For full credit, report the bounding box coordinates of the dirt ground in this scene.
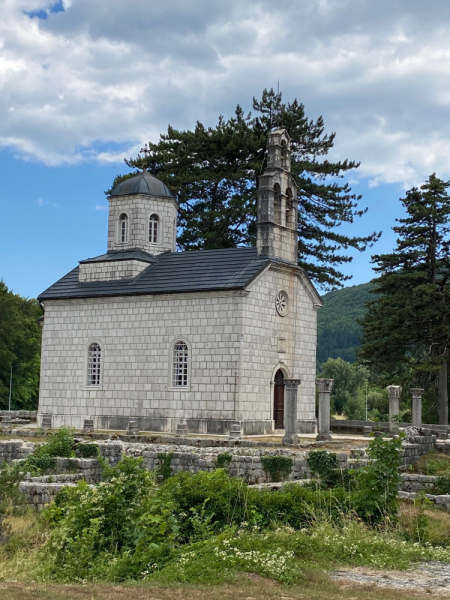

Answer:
[0,577,445,600]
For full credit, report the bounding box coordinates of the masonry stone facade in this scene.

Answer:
[38,129,322,435]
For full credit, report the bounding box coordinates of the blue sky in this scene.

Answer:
[1,0,448,298]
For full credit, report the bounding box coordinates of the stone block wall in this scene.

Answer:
[0,439,34,464]
[108,194,177,255]
[79,259,149,283]
[0,411,37,422]
[240,264,319,433]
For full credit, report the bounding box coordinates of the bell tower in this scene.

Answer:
[256,129,298,264]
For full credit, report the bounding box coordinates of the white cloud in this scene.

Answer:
[95,204,108,210]
[2,0,450,187]
[36,196,60,207]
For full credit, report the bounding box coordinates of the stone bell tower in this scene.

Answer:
[256,129,298,264]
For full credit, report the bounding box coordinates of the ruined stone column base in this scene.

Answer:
[41,414,52,431]
[282,433,299,445]
[127,419,139,435]
[82,418,94,434]
[316,432,332,441]
[176,421,188,437]
[229,422,242,440]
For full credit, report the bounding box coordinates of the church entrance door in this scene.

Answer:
[273,370,285,429]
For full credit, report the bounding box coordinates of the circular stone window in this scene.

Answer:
[275,290,289,317]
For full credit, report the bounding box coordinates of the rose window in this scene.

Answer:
[275,290,288,316]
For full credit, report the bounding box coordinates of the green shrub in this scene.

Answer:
[34,427,76,459]
[307,451,355,490]
[157,469,353,542]
[435,475,450,495]
[216,453,232,469]
[21,456,57,476]
[75,443,99,458]
[41,456,177,581]
[355,433,403,522]
[157,452,173,482]
[260,456,292,482]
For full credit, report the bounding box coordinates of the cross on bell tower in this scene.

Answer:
[256,129,298,264]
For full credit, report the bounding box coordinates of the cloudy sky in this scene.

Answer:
[1,0,450,297]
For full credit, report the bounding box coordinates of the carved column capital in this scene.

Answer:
[284,378,301,390]
[386,385,402,398]
[410,388,425,399]
[316,378,334,393]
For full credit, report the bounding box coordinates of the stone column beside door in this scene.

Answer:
[386,385,402,432]
[410,388,424,427]
[316,378,334,441]
[282,379,301,445]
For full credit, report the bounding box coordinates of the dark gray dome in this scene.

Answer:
[109,171,173,198]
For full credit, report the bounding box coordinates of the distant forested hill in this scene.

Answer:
[316,282,375,368]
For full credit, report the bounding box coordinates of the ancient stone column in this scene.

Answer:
[283,379,301,445]
[229,421,243,440]
[316,378,334,441]
[386,385,402,432]
[127,419,139,435]
[176,419,188,437]
[410,388,424,427]
[82,418,94,434]
[41,413,52,431]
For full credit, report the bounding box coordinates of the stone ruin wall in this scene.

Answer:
[0,429,437,510]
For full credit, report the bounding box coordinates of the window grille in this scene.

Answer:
[172,341,189,387]
[87,342,102,386]
[149,214,159,243]
[119,213,128,243]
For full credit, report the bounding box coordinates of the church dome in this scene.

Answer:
[109,171,173,198]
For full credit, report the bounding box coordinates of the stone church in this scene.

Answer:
[37,129,322,435]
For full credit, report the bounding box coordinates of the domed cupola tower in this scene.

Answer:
[107,170,178,255]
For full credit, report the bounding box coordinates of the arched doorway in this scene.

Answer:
[273,369,285,429]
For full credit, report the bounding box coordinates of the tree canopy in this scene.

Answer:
[0,281,41,410]
[108,89,380,289]
[359,173,450,424]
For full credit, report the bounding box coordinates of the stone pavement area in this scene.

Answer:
[332,562,450,595]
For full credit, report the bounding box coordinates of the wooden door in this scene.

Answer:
[273,370,285,429]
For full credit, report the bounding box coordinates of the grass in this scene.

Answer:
[0,574,447,600]
[411,451,450,476]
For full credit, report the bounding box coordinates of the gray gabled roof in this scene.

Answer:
[79,249,157,265]
[38,247,270,301]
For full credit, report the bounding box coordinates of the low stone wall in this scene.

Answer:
[401,430,436,468]
[399,490,450,509]
[331,419,449,439]
[0,410,37,422]
[0,439,34,464]
[401,474,438,493]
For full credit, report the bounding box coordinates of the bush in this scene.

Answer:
[75,443,99,458]
[157,469,354,542]
[355,433,403,522]
[34,427,76,459]
[40,456,177,581]
[260,456,292,482]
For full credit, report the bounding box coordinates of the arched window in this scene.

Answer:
[285,187,295,227]
[118,213,128,243]
[281,139,288,169]
[172,340,189,387]
[149,213,159,243]
[87,342,102,386]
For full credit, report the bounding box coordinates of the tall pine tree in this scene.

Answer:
[108,89,380,289]
[359,174,450,424]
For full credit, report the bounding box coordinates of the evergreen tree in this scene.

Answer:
[108,89,380,289]
[359,174,450,424]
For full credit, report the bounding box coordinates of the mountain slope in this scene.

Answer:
[317,282,375,368]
